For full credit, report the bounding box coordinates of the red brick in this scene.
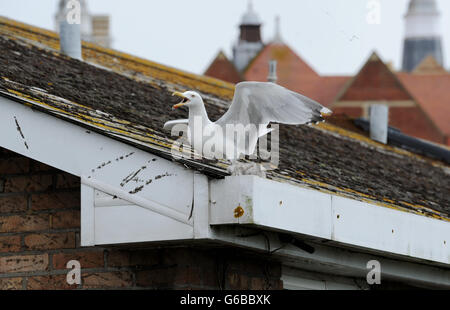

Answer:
[0,235,21,253]
[24,232,76,251]
[31,161,56,172]
[0,195,28,213]
[107,250,131,267]
[136,268,175,287]
[249,277,283,290]
[31,191,79,211]
[56,174,79,189]
[272,279,283,290]
[0,214,49,233]
[174,267,206,286]
[0,254,48,273]
[129,249,160,266]
[0,147,15,156]
[227,273,250,290]
[135,266,203,288]
[4,175,53,193]
[202,268,219,288]
[53,251,104,270]
[249,277,266,290]
[0,157,29,174]
[51,210,80,229]
[82,271,133,289]
[27,274,76,290]
[0,277,23,290]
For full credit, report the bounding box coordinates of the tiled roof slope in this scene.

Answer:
[244,43,321,100]
[337,53,413,102]
[398,73,450,139]
[312,76,350,106]
[412,55,447,75]
[0,17,449,221]
[204,51,242,84]
[241,42,350,107]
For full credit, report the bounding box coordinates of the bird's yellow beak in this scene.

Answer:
[172,91,189,109]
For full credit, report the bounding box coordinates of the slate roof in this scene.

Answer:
[0,17,449,221]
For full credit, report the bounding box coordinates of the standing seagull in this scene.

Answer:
[164,81,332,161]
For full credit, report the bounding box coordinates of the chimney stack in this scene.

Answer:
[57,0,83,60]
[59,20,82,60]
[370,104,389,144]
[267,60,278,83]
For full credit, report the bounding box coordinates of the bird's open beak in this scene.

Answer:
[172,92,189,109]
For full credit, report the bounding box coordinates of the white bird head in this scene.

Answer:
[172,91,203,110]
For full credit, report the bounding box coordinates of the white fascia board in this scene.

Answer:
[0,95,195,245]
[210,176,450,266]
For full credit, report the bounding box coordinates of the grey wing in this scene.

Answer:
[216,82,332,129]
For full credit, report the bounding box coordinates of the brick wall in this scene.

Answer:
[0,147,282,290]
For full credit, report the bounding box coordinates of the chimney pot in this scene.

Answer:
[267,60,278,83]
[59,20,82,60]
[370,104,389,144]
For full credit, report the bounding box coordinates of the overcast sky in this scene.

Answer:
[1,0,449,76]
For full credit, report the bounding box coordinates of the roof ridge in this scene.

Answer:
[243,42,320,77]
[333,51,415,103]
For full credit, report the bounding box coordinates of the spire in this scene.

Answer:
[407,0,439,14]
[232,1,264,72]
[402,0,444,72]
[273,16,283,44]
[241,0,261,26]
[404,0,441,38]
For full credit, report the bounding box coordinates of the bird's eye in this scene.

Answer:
[191,95,195,98]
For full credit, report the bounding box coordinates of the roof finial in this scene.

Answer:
[267,60,278,83]
[240,0,261,26]
[248,0,254,13]
[273,16,283,44]
[407,0,439,15]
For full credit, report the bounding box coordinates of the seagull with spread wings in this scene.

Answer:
[164,81,332,161]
